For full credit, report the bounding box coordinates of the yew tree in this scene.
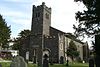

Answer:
[67,40,79,61]
[12,29,31,50]
[74,0,100,66]
[74,0,100,38]
[0,15,11,49]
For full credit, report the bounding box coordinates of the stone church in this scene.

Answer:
[20,2,89,63]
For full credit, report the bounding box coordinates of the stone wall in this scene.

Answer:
[31,2,51,36]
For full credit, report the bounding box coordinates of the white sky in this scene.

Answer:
[1,0,92,46]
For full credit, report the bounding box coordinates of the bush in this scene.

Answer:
[77,57,82,63]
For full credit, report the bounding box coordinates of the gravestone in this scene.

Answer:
[10,56,27,67]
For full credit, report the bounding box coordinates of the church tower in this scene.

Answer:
[30,2,51,67]
[31,2,51,36]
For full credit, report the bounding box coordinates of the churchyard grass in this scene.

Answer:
[50,63,89,67]
[0,62,89,67]
[0,62,10,67]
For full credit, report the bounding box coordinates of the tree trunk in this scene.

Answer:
[95,55,100,67]
[95,35,100,67]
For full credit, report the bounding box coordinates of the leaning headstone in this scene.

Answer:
[10,56,27,67]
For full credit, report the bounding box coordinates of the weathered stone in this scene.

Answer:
[10,56,27,67]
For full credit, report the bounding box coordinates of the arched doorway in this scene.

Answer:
[43,48,51,57]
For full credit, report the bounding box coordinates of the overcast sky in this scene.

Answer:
[0,0,85,38]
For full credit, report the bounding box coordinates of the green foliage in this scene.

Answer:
[18,30,31,39]
[12,30,31,50]
[66,40,79,60]
[11,38,20,50]
[69,40,77,51]
[73,0,100,38]
[74,0,100,66]
[0,14,11,49]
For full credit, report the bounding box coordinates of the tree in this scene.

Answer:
[0,15,11,49]
[11,38,21,50]
[12,29,31,50]
[74,0,100,66]
[74,0,100,38]
[18,29,31,39]
[66,40,79,61]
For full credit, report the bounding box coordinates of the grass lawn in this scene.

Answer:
[50,63,89,67]
[0,62,89,67]
[0,62,11,67]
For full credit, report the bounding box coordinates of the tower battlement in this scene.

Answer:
[33,2,51,14]
[31,2,51,36]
